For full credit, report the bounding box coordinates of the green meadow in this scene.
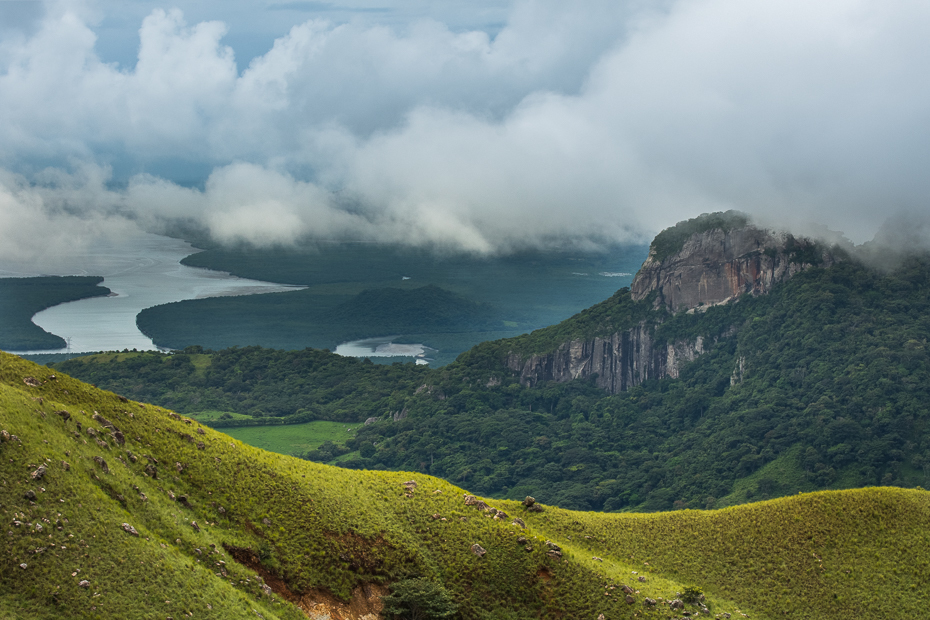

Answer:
[4,351,930,619]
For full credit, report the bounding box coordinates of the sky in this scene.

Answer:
[1,0,929,264]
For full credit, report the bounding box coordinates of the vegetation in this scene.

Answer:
[3,351,930,620]
[649,210,749,262]
[0,277,110,351]
[54,256,930,514]
[135,242,647,366]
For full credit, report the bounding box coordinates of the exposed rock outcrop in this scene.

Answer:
[506,328,705,394]
[506,215,841,394]
[631,223,837,311]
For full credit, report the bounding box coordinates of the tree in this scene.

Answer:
[381,578,458,620]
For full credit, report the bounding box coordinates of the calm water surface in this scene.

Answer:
[3,233,302,354]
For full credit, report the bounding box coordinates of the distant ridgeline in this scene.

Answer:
[54,212,930,514]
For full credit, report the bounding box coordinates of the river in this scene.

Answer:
[2,232,303,354]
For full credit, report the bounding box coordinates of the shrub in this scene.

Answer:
[382,578,458,620]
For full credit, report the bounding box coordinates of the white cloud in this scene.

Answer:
[1,0,929,256]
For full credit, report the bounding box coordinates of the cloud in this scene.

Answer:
[1,0,929,257]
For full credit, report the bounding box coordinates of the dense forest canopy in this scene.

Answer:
[55,254,930,512]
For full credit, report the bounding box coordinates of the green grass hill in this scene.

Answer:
[2,351,930,619]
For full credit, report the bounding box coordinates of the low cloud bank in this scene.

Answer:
[1,0,929,256]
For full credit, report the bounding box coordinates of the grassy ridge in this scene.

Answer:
[3,351,929,619]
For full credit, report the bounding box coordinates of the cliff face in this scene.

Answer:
[506,329,704,394]
[507,218,839,394]
[630,226,836,311]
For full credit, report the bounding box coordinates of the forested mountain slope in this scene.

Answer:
[3,351,930,620]
[50,214,930,513]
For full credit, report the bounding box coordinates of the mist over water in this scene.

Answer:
[3,232,302,354]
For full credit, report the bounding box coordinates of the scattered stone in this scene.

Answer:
[430,513,441,520]
[625,595,635,605]
[402,480,417,490]
[62,461,70,471]
[544,541,561,552]
[78,580,90,588]
[191,521,201,532]
[527,504,544,513]
[523,496,536,507]
[177,496,192,508]
[546,549,562,559]
[197,441,205,450]
[168,491,176,501]
[111,431,125,446]
[262,518,271,526]
[175,462,185,473]
[92,413,114,430]
[644,597,657,606]
[592,556,603,562]
[117,395,129,403]
[670,599,684,610]
[217,506,226,514]
[19,563,27,569]
[196,427,206,435]
[517,537,527,544]
[525,546,533,552]
[23,377,41,387]
[512,518,526,529]
[92,456,109,474]
[168,412,182,421]
[24,490,36,500]
[598,615,605,620]
[56,410,71,422]
[95,439,109,450]
[31,465,47,480]
[86,427,98,437]
[364,417,378,425]
[474,500,490,511]
[620,585,634,595]
[121,523,140,536]
[0,430,9,442]
[638,576,646,582]
[471,543,487,557]
[262,583,273,596]
[181,433,194,444]
[463,495,478,506]
[144,464,157,479]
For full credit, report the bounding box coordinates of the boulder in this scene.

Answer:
[92,413,114,430]
[111,431,125,446]
[512,518,526,529]
[92,456,109,474]
[56,411,71,422]
[24,490,36,501]
[121,523,139,536]
[523,496,536,507]
[463,495,478,506]
[669,599,684,610]
[23,377,41,387]
[191,521,201,532]
[196,427,206,435]
[0,430,9,442]
[31,465,47,480]
[625,595,635,605]
[644,598,657,606]
[471,543,487,557]
[638,576,645,582]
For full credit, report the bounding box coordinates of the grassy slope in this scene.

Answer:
[2,351,929,619]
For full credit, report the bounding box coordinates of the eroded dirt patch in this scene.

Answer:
[225,544,387,620]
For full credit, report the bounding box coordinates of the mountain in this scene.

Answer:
[3,351,930,620]
[504,212,846,393]
[47,212,930,514]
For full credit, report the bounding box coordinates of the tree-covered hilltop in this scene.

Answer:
[4,351,930,620]
[53,255,930,512]
[0,276,110,350]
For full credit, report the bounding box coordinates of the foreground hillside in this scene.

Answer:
[3,352,930,620]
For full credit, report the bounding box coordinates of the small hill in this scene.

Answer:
[3,351,930,619]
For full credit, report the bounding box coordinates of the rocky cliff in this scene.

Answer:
[506,213,840,394]
[630,222,837,311]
